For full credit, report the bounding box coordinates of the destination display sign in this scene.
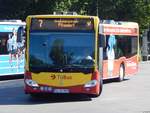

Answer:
[31,18,94,31]
[101,25,138,36]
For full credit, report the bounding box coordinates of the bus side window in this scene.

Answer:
[99,34,106,47]
[0,38,8,54]
[99,34,107,59]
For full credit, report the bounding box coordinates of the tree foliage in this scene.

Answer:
[0,0,149,32]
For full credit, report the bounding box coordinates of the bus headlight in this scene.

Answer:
[84,80,97,88]
[25,79,39,87]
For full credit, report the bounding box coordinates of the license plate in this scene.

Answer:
[53,89,69,93]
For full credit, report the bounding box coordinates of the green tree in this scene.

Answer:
[0,0,149,33]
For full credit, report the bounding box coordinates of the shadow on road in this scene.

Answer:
[103,78,129,84]
[28,94,92,104]
[0,75,24,81]
[0,77,130,105]
[0,86,92,105]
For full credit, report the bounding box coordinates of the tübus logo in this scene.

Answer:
[50,74,72,80]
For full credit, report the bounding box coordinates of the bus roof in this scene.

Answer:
[0,20,26,33]
[0,20,26,25]
[100,20,138,28]
[26,14,98,19]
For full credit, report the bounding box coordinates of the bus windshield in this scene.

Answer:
[29,32,95,73]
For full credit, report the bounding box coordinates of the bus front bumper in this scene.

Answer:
[24,81,100,95]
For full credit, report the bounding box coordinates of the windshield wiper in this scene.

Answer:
[30,64,94,73]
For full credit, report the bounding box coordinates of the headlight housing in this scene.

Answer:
[25,79,39,87]
[84,80,98,88]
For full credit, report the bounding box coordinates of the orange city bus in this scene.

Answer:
[24,15,139,97]
[99,20,139,81]
[24,15,102,97]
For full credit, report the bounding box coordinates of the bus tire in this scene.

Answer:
[117,64,125,82]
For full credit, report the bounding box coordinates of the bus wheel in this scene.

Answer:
[117,64,125,82]
[88,77,103,98]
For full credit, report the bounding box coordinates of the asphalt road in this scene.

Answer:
[0,62,150,113]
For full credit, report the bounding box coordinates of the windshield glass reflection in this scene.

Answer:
[29,32,95,72]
